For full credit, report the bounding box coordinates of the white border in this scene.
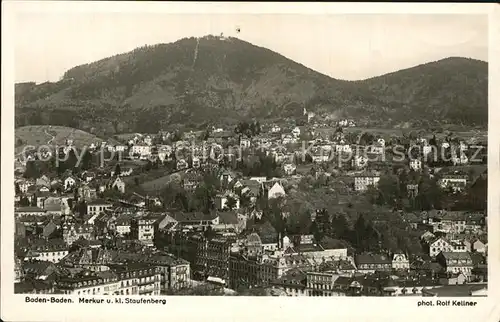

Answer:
[2,2,499,322]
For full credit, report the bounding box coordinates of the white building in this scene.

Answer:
[267,182,286,199]
[392,253,410,271]
[354,172,380,191]
[409,159,422,171]
[131,145,152,157]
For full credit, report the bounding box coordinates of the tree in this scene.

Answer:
[331,214,350,240]
[376,174,401,207]
[81,150,94,170]
[114,164,122,176]
[65,148,79,171]
[19,196,30,206]
[24,161,40,179]
[225,196,237,210]
[15,183,21,195]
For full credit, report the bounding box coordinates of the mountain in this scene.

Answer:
[15,35,488,135]
[359,57,488,128]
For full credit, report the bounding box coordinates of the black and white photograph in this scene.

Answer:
[2,2,499,322]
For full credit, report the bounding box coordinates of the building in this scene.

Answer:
[23,240,69,263]
[391,253,410,271]
[352,155,368,169]
[215,192,240,210]
[355,253,392,274]
[428,237,453,257]
[439,174,468,192]
[56,271,121,295]
[270,268,307,296]
[62,223,95,246]
[130,145,152,157]
[266,182,286,199]
[109,176,126,193]
[283,163,297,176]
[354,171,381,192]
[167,211,219,230]
[87,200,113,216]
[409,159,422,171]
[136,253,191,292]
[436,252,473,280]
[15,207,47,218]
[131,215,159,245]
[115,215,132,236]
[111,264,162,296]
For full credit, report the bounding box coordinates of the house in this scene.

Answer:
[24,239,69,263]
[215,191,240,210]
[335,144,352,154]
[266,182,286,200]
[36,175,51,188]
[109,176,126,193]
[167,211,219,230]
[240,136,251,149]
[248,208,263,220]
[182,171,202,193]
[368,143,384,155]
[62,223,95,245]
[130,145,151,157]
[43,196,64,215]
[115,215,132,236]
[439,272,467,285]
[17,179,35,193]
[355,253,392,273]
[81,171,96,183]
[192,157,201,169]
[436,252,473,280]
[472,238,487,253]
[351,155,368,169]
[407,184,419,198]
[176,159,189,171]
[213,211,247,234]
[130,215,160,245]
[428,237,453,257]
[87,200,113,216]
[15,206,47,217]
[354,171,380,191]
[219,170,235,188]
[432,211,467,234]
[392,253,410,271]
[439,174,468,192]
[271,125,281,133]
[420,231,436,243]
[283,163,297,176]
[409,158,422,171]
[77,184,97,202]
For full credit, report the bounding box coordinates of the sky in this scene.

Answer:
[14,12,488,83]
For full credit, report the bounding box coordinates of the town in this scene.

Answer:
[14,113,488,297]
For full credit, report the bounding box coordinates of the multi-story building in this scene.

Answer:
[87,200,113,216]
[24,240,69,263]
[62,223,95,246]
[438,174,468,192]
[391,253,410,271]
[137,253,191,293]
[354,171,381,192]
[56,271,121,295]
[270,268,307,296]
[14,207,47,218]
[131,215,158,245]
[436,252,473,280]
[110,264,161,296]
[354,253,392,274]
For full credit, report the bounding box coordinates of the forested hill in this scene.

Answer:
[15,35,488,135]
